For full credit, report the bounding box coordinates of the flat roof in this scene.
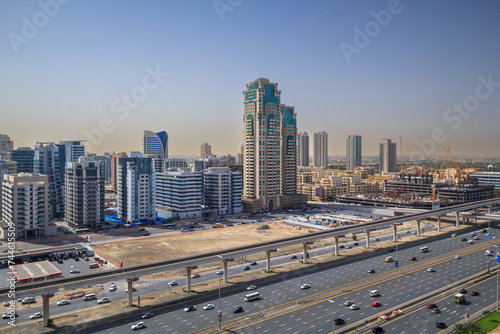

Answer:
[11,261,62,282]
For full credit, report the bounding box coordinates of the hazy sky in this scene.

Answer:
[1,0,500,158]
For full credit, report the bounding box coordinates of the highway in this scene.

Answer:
[44,226,496,334]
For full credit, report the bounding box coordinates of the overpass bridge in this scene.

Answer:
[3,198,499,326]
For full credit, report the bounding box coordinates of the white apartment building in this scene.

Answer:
[202,167,242,216]
[156,171,201,219]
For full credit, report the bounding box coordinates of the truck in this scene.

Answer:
[454,293,465,304]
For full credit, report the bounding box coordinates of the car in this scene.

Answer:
[470,291,479,296]
[216,270,223,275]
[85,257,89,261]
[373,238,380,241]
[300,284,310,290]
[138,228,145,231]
[247,285,257,291]
[369,290,379,297]
[409,257,417,261]
[290,255,297,259]
[57,300,70,306]
[427,267,435,272]
[345,245,353,249]
[109,285,117,292]
[168,281,178,286]
[339,245,345,249]
[461,237,467,241]
[97,297,110,304]
[458,288,466,293]
[349,304,360,310]
[74,256,79,261]
[203,304,215,310]
[69,269,80,274]
[427,303,437,309]
[372,301,381,307]
[468,240,474,244]
[411,231,417,235]
[353,242,359,246]
[473,235,480,240]
[143,233,151,236]
[2,312,17,319]
[486,250,493,256]
[141,312,154,319]
[57,259,63,264]
[431,308,441,314]
[388,248,394,252]
[436,322,446,329]
[451,233,457,237]
[233,306,244,313]
[131,322,145,330]
[385,256,393,262]
[334,317,345,325]
[184,305,196,312]
[126,287,137,292]
[455,255,462,259]
[191,273,200,278]
[2,301,9,307]
[482,229,487,233]
[372,326,384,333]
[470,232,476,237]
[367,269,376,273]
[29,312,43,319]
[343,300,353,306]
[249,261,257,266]
[242,266,250,271]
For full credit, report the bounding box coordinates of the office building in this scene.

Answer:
[1,173,50,238]
[242,78,306,212]
[6,161,16,174]
[346,135,362,171]
[111,152,127,190]
[281,106,298,195]
[202,167,242,215]
[379,138,397,174]
[313,132,328,169]
[469,172,500,190]
[9,147,35,173]
[298,132,309,167]
[237,144,243,165]
[156,171,202,219]
[116,157,155,223]
[0,161,8,218]
[103,154,112,183]
[0,134,13,160]
[59,141,85,162]
[143,130,168,159]
[64,158,105,231]
[165,158,188,169]
[201,143,212,159]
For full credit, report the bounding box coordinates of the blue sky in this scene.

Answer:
[1,0,499,158]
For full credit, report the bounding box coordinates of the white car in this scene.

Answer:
[455,255,461,259]
[468,240,474,244]
[131,322,145,330]
[69,269,80,274]
[29,312,43,319]
[57,300,70,306]
[184,305,196,312]
[427,267,435,272]
[369,290,379,297]
[343,300,353,306]
[246,285,257,291]
[300,284,310,290]
[373,238,380,241]
[451,233,457,237]
[168,281,178,286]
[203,304,215,310]
[109,285,117,292]
[97,297,110,304]
[349,304,359,310]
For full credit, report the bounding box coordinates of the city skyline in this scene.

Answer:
[2,1,500,157]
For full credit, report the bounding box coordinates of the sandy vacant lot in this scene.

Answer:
[92,223,310,267]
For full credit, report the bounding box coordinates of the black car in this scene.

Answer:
[57,259,63,264]
[334,317,345,325]
[436,322,446,329]
[339,245,345,249]
[233,306,244,313]
[74,257,79,261]
[388,249,394,253]
[458,288,466,293]
[372,326,384,333]
[353,242,359,246]
[461,237,467,241]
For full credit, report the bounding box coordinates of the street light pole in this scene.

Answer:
[217,255,223,330]
[495,245,499,311]
[328,299,335,334]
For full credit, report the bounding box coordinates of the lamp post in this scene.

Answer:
[328,299,335,334]
[217,255,223,329]
[495,245,499,311]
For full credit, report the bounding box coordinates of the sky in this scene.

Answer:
[1,0,500,158]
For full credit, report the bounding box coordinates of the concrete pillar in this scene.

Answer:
[127,279,133,306]
[392,225,397,242]
[42,296,50,327]
[334,237,339,256]
[365,231,370,249]
[417,220,421,237]
[302,244,308,264]
[488,206,492,214]
[265,251,271,272]
[456,211,460,227]
[223,260,228,283]
[186,268,192,293]
[437,215,441,232]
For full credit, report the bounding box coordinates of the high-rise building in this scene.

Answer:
[313,131,328,168]
[201,143,212,159]
[298,132,310,167]
[165,158,188,169]
[111,152,127,190]
[202,167,242,215]
[59,141,85,162]
[1,173,50,238]
[34,142,64,219]
[156,171,202,219]
[237,144,243,165]
[9,147,35,173]
[143,130,168,159]
[64,158,105,231]
[0,134,13,160]
[0,161,8,218]
[242,78,306,212]
[116,157,156,223]
[379,138,397,174]
[346,135,362,171]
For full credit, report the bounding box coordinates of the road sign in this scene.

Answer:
[218,310,221,322]
[497,255,500,263]
[395,261,399,268]
[488,234,491,239]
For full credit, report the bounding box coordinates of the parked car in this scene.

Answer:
[131,322,145,330]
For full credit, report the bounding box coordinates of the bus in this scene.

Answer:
[244,292,260,302]
[419,246,429,253]
[89,263,99,269]
[162,223,176,229]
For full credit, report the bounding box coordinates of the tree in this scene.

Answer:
[352,234,357,241]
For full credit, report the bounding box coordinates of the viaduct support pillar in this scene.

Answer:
[42,295,50,327]
[392,225,398,242]
[127,278,133,306]
[265,251,272,272]
[186,268,192,293]
[417,220,421,237]
[334,237,339,256]
[365,231,370,249]
[223,260,228,283]
[437,215,442,232]
[302,244,308,264]
[456,212,460,227]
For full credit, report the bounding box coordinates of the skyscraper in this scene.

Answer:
[0,134,13,159]
[9,147,35,173]
[379,138,397,174]
[201,143,212,159]
[298,132,309,167]
[242,78,305,212]
[59,141,85,162]
[313,132,328,168]
[111,152,127,190]
[143,130,168,159]
[346,135,362,170]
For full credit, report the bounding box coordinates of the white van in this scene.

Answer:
[369,290,379,297]
[244,292,260,302]
[419,246,429,253]
[486,249,493,256]
[84,293,96,301]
